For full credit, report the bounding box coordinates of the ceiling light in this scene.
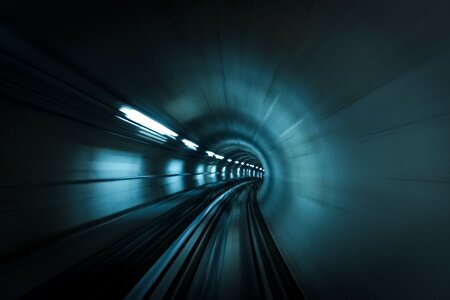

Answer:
[119,106,178,138]
[214,154,224,160]
[181,139,199,150]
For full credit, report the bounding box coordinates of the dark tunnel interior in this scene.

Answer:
[1,0,450,299]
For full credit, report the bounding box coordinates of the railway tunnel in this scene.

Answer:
[1,0,450,299]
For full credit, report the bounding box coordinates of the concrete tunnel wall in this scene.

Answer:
[1,0,450,298]
[1,100,261,258]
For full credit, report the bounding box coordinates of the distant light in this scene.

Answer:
[119,106,178,138]
[227,159,232,162]
[235,161,239,164]
[181,139,199,150]
[214,154,224,160]
[246,163,250,166]
[205,151,224,160]
[241,162,245,165]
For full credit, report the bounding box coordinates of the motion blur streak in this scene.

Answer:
[0,0,450,299]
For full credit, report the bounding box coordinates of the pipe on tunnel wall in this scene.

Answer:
[1,0,450,298]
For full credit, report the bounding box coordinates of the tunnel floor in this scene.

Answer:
[1,180,304,299]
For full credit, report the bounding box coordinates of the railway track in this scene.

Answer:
[18,179,304,299]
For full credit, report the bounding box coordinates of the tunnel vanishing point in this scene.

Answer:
[1,0,450,299]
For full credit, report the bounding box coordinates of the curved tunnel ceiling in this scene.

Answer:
[1,0,450,298]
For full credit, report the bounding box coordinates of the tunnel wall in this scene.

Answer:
[0,100,255,258]
[1,1,450,299]
[259,49,450,300]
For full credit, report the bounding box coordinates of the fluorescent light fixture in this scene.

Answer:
[119,106,178,138]
[205,151,223,160]
[227,159,232,162]
[246,163,250,166]
[181,139,199,150]
[235,161,239,164]
[241,162,245,165]
[138,130,167,143]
